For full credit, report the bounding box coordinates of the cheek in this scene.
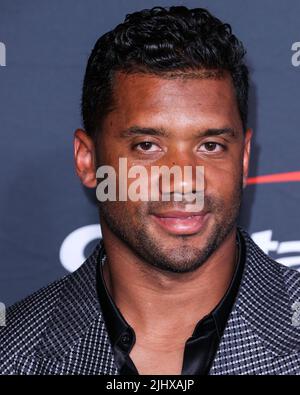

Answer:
[101,200,143,227]
[205,161,242,198]
[116,200,150,230]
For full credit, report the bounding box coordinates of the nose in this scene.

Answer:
[154,150,205,207]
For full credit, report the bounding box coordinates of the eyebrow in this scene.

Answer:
[120,126,238,139]
[193,127,238,139]
[120,126,170,138]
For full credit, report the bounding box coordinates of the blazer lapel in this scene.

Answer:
[210,228,300,375]
[15,241,119,375]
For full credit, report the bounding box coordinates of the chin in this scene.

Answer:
[141,240,208,273]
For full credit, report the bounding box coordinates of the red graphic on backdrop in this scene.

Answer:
[247,171,300,185]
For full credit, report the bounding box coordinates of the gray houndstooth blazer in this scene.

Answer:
[1,227,300,375]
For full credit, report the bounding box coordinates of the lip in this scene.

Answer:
[151,211,209,235]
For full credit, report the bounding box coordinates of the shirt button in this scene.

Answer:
[121,334,131,345]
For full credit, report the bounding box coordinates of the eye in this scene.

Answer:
[198,142,226,153]
[134,141,162,153]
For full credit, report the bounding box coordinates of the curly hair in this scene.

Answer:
[82,6,248,137]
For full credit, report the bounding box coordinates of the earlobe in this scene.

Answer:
[74,129,97,188]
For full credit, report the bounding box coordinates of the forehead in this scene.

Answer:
[105,71,242,132]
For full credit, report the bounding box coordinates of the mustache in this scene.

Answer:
[147,194,219,214]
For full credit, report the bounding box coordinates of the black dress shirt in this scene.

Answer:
[96,228,246,375]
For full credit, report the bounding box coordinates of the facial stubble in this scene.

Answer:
[98,174,243,274]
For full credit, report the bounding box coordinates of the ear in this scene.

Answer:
[242,128,252,189]
[74,129,97,188]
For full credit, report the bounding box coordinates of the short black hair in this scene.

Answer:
[82,6,249,137]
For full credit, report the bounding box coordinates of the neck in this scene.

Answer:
[101,225,238,342]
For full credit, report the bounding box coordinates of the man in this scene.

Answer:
[1,6,299,375]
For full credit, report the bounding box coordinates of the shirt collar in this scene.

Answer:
[201,227,245,339]
[96,245,133,348]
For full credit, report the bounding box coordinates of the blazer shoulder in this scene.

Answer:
[280,261,300,303]
[242,226,300,305]
[0,247,101,375]
[0,274,68,374]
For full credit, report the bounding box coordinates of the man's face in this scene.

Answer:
[94,72,252,273]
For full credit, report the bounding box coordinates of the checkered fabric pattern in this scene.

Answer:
[0,227,299,375]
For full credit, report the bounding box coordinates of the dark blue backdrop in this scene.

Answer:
[1,0,300,306]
